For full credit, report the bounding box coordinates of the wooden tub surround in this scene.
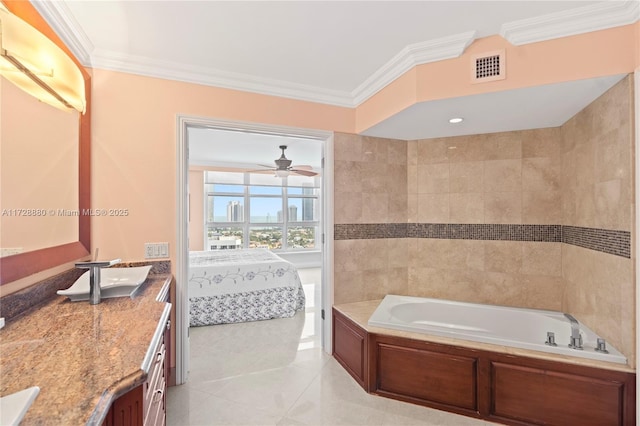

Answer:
[333,302,636,426]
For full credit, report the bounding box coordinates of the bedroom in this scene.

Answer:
[185,124,328,379]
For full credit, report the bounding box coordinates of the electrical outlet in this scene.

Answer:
[144,242,169,259]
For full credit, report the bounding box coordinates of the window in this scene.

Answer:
[204,171,320,252]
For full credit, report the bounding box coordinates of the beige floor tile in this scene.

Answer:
[184,393,282,425]
[169,268,490,425]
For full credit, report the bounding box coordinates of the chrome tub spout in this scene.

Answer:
[564,313,583,350]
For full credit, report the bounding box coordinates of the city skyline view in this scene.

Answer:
[210,197,316,223]
[205,180,319,250]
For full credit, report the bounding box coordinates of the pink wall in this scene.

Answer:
[90,24,639,274]
[356,23,639,133]
[91,70,353,264]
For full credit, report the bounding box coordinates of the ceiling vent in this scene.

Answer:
[471,50,505,83]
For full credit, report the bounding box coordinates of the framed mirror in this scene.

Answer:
[0,0,91,285]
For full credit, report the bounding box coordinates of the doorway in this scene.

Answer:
[176,116,334,385]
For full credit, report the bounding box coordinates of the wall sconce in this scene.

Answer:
[0,6,85,113]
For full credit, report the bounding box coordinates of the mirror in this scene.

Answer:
[0,1,90,285]
[1,76,79,254]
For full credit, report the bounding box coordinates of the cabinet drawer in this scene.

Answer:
[148,343,165,388]
[144,376,166,426]
[145,341,165,422]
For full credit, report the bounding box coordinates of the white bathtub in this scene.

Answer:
[368,295,627,364]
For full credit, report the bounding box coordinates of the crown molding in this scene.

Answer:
[90,49,355,107]
[351,30,477,105]
[500,0,640,46]
[30,0,93,66]
[32,1,638,108]
[90,30,477,108]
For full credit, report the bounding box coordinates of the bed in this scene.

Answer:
[188,249,306,326]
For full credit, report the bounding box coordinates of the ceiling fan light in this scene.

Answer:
[275,169,290,178]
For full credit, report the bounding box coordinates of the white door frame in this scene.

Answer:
[175,115,334,385]
[634,69,639,424]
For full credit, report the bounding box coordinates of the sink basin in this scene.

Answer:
[57,266,152,302]
[0,386,40,426]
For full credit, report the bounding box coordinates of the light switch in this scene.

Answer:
[144,242,169,259]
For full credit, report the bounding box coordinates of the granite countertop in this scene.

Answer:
[0,273,171,425]
[334,300,635,374]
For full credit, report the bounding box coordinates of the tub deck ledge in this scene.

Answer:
[333,299,635,373]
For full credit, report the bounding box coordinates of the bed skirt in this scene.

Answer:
[189,285,305,326]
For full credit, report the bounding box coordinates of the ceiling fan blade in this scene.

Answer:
[291,164,313,170]
[246,168,275,174]
[291,169,318,177]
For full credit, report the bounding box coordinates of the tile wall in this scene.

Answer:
[333,133,409,304]
[406,128,565,310]
[333,75,635,364]
[561,75,635,365]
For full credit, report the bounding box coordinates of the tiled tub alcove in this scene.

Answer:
[333,74,635,366]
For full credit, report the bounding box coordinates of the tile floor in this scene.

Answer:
[167,269,496,425]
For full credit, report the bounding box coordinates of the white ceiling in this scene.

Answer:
[35,1,638,158]
[363,74,627,140]
[188,127,323,169]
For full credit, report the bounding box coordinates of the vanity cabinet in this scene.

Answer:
[103,318,170,426]
[144,320,168,426]
[103,386,143,426]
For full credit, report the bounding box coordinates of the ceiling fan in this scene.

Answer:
[253,145,318,177]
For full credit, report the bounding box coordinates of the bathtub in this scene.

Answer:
[368,295,627,364]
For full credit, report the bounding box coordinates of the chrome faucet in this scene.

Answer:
[75,258,121,304]
[564,313,583,350]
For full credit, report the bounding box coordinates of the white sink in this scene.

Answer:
[57,266,152,302]
[0,386,40,426]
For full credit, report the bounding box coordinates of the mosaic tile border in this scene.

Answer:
[334,223,630,258]
[562,226,631,258]
[334,223,408,240]
[407,224,561,242]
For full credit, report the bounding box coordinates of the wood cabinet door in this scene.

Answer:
[376,342,478,411]
[104,385,144,426]
[332,309,368,389]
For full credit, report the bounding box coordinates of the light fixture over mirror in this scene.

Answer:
[0,5,85,113]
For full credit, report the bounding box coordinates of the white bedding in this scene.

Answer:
[188,249,306,326]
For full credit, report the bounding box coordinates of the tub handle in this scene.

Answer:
[595,338,609,354]
[545,332,557,347]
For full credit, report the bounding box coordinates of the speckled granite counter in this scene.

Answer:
[0,273,171,425]
[334,300,635,373]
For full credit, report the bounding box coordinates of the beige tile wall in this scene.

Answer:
[406,128,565,310]
[334,133,407,225]
[561,75,635,365]
[408,128,562,225]
[334,133,408,303]
[332,75,635,366]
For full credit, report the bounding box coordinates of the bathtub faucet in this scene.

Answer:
[564,313,583,350]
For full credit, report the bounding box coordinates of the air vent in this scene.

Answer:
[471,50,505,83]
